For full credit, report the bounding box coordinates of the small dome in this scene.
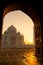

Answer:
[17,31,20,35]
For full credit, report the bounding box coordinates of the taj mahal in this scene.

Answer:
[1,25,25,48]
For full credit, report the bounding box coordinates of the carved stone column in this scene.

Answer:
[34,22,42,57]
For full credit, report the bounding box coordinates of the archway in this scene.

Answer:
[2,10,34,48]
[2,4,42,57]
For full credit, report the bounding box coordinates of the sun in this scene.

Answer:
[29,39,33,45]
[25,39,33,45]
[29,39,33,42]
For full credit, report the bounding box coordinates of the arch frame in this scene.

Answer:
[2,3,42,57]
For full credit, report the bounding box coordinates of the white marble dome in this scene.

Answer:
[7,25,17,32]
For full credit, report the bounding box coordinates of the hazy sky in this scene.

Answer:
[2,10,34,44]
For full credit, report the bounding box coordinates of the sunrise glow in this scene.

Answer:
[25,39,33,45]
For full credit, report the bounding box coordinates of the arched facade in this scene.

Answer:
[1,3,42,57]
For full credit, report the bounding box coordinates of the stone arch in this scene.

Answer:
[2,4,42,57]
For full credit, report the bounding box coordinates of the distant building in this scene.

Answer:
[1,25,24,48]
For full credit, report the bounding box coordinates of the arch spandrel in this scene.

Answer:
[3,4,20,17]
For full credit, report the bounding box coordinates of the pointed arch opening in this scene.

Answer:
[1,10,34,49]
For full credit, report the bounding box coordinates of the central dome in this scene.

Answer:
[7,25,17,32]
